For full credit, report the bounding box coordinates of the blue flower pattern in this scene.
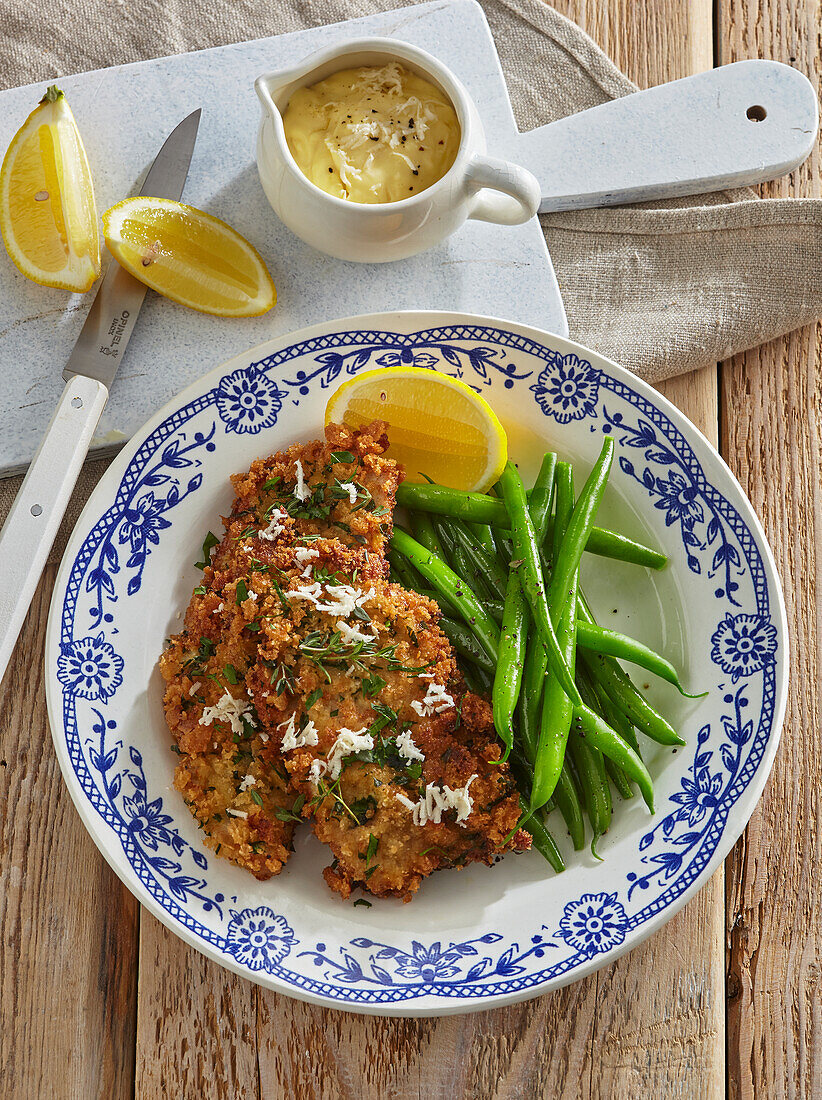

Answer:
[55,324,779,1005]
[530,350,600,423]
[57,634,124,702]
[559,893,628,955]
[225,908,297,970]
[119,491,171,560]
[711,613,777,683]
[215,366,287,434]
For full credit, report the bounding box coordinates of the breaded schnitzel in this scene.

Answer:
[159,419,529,899]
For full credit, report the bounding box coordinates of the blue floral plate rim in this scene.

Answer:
[44,310,788,1016]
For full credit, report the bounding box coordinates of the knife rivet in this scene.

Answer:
[71,397,83,408]
[34,190,49,202]
[30,504,42,517]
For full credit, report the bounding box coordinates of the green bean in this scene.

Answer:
[492,570,528,760]
[581,526,666,570]
[387,551,417,590]
[604,757,635,801]
[568,731,611,846]
[469,522,496,555]
[449,536,488,600]
[548,438,614,622]
[498,462,580,705]
[396,482,504,523]
[530,462,577,811]
[520,800,565,873]
[570,704,654,811]
[391,529,499,662]
[580,656,636,800]
[576,597,684,747]
[553,762,586,851]
[409,511,442,556]
[430,515,459,569]
[586,668,642,758]
[399,483,667,572]
[452,522,509,600]
[518,637,547,762]
[528,452,558,541]
[583,651,685,747]
[440,617,496,674]
[399,481,667,571]
[460,661,486,695]
[576,621,704,697]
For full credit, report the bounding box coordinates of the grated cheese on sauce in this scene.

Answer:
[282,62,461,205]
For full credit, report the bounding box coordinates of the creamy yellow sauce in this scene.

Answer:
[282,62,461,204]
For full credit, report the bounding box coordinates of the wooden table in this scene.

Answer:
[1,1,818,1096]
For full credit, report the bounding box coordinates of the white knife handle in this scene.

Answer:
[516,60,819,212]
[0,374,108,681]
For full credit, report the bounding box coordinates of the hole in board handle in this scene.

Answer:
[71,396,83,409]
[31,504,42,517]
[746,105,767,122]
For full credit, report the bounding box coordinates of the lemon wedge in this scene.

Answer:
[102,197,276,316]
[0,86,100,292]
[325,366,508,491]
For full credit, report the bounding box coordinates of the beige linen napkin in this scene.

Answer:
[2,0,821,561]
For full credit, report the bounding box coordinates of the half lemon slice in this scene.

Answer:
[102,197,276,316]
[325,366,508,491]
[0,86,100,292]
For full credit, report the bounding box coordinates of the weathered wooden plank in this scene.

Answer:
[0,566,138,1100]
[134,913,259,1099]
[719,3,821,1097]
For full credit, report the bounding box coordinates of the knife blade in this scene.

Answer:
[0,108,201,684]
[63,108,201,386]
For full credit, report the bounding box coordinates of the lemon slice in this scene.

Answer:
[0,86,100,292]
[325,366,508,491]
[102,197,276,316]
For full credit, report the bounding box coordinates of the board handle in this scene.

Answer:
[515,60,818,213]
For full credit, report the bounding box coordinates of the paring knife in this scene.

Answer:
[0,108,201,682]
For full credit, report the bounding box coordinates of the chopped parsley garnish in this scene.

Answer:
[362,674,387,698]
[181,636,216,675]
[348,796,377,825]
[274,794,305,823]
[250,789,264,807]
[366,833,379,861]
[193,584,207,595]
[353,898,372,907]
[262,476,282,491]
[305,687,323,710]
[194,531,219,570]
[236,579,249,604]
[330,450,355,463]
[223,664,239,685]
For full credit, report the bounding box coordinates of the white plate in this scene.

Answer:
[46,311,787,1016]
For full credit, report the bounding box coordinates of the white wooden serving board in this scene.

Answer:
[0,0,566,477]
